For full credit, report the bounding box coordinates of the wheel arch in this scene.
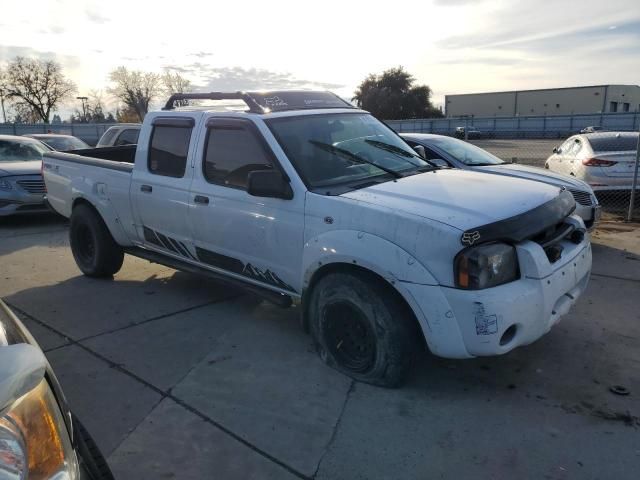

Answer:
[301,262,426,349]
[70,195,131,246]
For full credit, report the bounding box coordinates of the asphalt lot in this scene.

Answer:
[470,139,560,167]
[1,213,640,479]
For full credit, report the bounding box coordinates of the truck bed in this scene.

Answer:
[69,145,137,163]
[43,145,136,237]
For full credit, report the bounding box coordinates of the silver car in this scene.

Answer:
[23,133,90,151]
[0,135,51,216]
[545,132,639,192]
[401,133,600,229]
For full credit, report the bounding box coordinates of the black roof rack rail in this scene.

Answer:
[162,91,265,113]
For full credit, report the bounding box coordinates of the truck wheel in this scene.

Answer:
[308,271,419,388]
[70,204,124,277]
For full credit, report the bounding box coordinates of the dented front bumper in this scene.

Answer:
[402,234,592,359]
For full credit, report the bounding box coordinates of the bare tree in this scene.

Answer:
[108,67,162,121]
[162,70,192,107]
[9,102,41,124]
[2,57,76,123]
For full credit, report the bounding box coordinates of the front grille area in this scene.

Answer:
[533,221,585,263]
[569,189,594,206]
[17,179,46,194]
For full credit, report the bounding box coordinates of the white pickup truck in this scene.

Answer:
[43,91,592,387]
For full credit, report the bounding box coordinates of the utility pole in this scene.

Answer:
[76,96,88,122]
[627,125,640,222]
[461,114,473,141]
[0,87,6,123]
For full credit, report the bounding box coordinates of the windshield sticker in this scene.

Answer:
[303,99,327,106]
[263,96,288,108]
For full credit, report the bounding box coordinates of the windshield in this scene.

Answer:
[43,136,89,151]
[427,136,505,166]
[589,134,638,152]
[266,113,430,190]
[0,139,49,162]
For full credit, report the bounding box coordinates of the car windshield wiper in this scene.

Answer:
[468,161,506,166]
[308,140,403,179]
[364,139,436,169]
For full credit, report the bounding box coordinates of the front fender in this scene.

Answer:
[302,230,438,289]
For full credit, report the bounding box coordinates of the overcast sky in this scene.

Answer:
[1,0,638,115]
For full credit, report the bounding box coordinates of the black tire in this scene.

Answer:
[70,204,124,277]
[308,271,420,388]
[72,414,115,480]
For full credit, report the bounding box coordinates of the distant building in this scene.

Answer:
[445,85,640,117]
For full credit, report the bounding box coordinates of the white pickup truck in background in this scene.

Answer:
[42,90,592,387]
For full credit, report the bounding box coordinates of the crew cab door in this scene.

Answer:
[188,117,304,295]
[131,116,198,255]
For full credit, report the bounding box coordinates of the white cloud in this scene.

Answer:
[0,0,637,113]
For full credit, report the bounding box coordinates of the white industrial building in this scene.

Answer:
[445,84,640,117]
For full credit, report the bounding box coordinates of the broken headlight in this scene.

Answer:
[455,242,519,290]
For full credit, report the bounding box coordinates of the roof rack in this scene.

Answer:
[163,91,265,113]
[162,90,355,114]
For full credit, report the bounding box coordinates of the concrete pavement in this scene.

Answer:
[1,213,639,479]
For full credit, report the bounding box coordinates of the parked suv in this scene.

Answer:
[43,90,592,387]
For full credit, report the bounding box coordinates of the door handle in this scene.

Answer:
[194,195,209,205]
[140,185,152,193]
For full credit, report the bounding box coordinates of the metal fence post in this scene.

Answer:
[627,126,640,222]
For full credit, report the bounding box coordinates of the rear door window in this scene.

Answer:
[148,125,193,178]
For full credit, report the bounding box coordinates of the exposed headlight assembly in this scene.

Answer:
[0,178,13,191]
[455,242,519,290]
[0,345,79,480]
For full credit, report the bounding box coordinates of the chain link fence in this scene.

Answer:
[469,133,639,222]
[2,120,638,221]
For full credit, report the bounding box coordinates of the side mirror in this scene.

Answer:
[553,147,560,154]
[412,145,426,159]
[247,170,293,200]
[430,158,449,168]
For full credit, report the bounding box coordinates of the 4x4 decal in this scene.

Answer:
[143,226,297,293]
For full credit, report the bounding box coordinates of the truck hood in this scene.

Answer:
[476,163,590,190]
[341,169,562,232]
[0,161,42,177]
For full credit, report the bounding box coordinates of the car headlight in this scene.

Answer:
[455,242,519,289]
[0,379,79,480]
[0,178,13,191]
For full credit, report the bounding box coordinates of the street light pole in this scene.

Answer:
[0,88,6,124]
[76,96,88,122]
